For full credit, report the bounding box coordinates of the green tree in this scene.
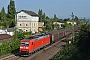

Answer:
[3,20,9,28]
[74,16,78,25]
[74,16,78,21]
[63,18,70,22]
[53,14,58,22]
[42,13,46,21]
[0,7,7,22]
[63,23,72,28]
[44,19,53,31]
[0,12,1,20]
[46,16,50,19]
[78,19,86,25]
[7,0,16,19]
[57,19,64,23]
[24,32,32,38]
[38,9,43,22]
[9,19,15,27]
[14,29,25,40]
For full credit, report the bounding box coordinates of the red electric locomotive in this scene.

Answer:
[20,33,50,56]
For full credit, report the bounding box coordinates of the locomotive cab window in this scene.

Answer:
[21,42,29,46]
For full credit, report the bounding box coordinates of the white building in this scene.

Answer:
[16,10,39,33]
[53,22,65,28]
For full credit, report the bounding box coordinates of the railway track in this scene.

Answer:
[0,33,72,60]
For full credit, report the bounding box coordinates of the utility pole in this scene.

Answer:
[71,12,74,43]
[15,14,17,38]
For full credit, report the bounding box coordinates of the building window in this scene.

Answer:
[34,23,35,27]
[32,23,33,27]
[26,30,28,32]
[36,23,37,26]
[18,16,21,19]
[20,24,21,26]
[26,24,28,26]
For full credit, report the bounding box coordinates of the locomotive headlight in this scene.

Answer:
[20,47,23,48]
[26,47,29,49]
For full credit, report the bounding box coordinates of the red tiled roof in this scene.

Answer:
[0,34,12,40]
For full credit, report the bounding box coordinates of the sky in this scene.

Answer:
[0,0,90,19]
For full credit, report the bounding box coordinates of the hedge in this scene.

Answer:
[0,38,20,56]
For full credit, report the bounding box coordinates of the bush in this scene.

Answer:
[0,38,20,56]
[13,29,25,40]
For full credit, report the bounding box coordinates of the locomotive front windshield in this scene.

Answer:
[21,42,29,46]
